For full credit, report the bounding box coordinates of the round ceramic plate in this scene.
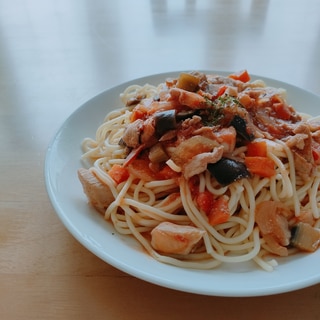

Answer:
[45,71,320,297]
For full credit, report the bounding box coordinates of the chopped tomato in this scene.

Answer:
[130,105,148,121]
[246,140,267,157]
[217,85,227,97]
[312,148,320,164]
[228,70,250,83]
[195,191,214,215]
[244,156,276,177]
[207,196,230,226]
[127,159,155,182]
[108,164,130,184]
[213,127,236,153]
[156,165,180,180]
[311,142,320,165]
[196,192,230,226]
[188,176,200,195]
[273,102,292,120]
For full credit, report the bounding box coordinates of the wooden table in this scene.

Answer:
[1,0,319,318]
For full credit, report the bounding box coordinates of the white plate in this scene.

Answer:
[45,71,320,297]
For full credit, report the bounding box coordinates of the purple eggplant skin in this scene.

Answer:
[207,157,250,186]
[154,109,177,137]
[230,115,254,142]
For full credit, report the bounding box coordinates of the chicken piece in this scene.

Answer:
[193,126,237,154]
[125,94,146,107]
[307,117,320,133]
[255,201,294,256]
[151,222,205,255]
[289,123,315,181]
[170,135,219,167]
[121,119,144,148]
[292,123,313,161]
[293,151,314,181]
[285,133,309,150]
[78,168,114,214]
[262,234,288,257]
[169,88,207,109]
[206,75,246,91]
[311,130,320,144]
[140,117,157,147]
[212,127,237,154]
[183,146,224,179]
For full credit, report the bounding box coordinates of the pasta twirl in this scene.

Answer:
[78,71,320,271]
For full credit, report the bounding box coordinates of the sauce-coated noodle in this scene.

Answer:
[79,72,320,271]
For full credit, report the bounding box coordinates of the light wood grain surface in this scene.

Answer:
[0,0,319,319]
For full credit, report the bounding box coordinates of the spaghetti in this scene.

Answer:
[79,71,320,271]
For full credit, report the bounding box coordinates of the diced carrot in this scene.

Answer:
[228,70,251,83]
[207,196,230,226]
[108,164,130,184]
[244,156,276,177]
[246,140,267,157]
